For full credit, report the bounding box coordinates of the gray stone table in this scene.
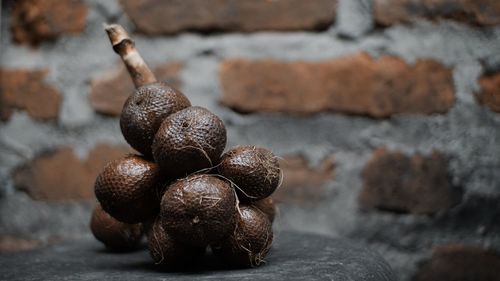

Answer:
[0,231,395,281]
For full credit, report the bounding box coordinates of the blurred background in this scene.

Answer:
[1,0,500,280]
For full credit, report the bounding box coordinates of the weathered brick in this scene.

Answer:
[359,148,461,214]
[220,53,455,118]
[89,63,183,116]
[273,155,335,204]
[85,144,136,176]
[120,0,337,35]
[414,245,500,281]
[374,0,500,26]
[10,0,87,46]
[0,236,43,253]
[13,147,91,201]
[477,73,500,113]
[13,144,133,201]
[0,69,62,122]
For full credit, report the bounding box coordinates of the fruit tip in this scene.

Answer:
[103,23,131,47]
[103,23,117,34]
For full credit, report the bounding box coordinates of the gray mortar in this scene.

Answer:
[1,1,499,280]
[336,0,373,38]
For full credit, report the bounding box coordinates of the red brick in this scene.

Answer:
[414,245,500,281]
[85,144,136,176]
[0,69,61,122]
[13,147,91,200]
[10,0,87,46]
[0,236,43,253]
[13,144,133,201]
[89,63,183,116]
[220,53,455,118]
[153,63,183,87]
[359,148,461,214]
[374,0,500,26]
[273,155,335,204]
[120,0,337,35]
[477,73,500,113]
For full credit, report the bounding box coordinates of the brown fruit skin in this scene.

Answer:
[141,218,155,239]
[214,205,273,267]
[253,197,276,223]
[90,204,143,251]
[152,106,227,179]
[147,218,205,267]
[94,155,165,223]
[120,82,191,157]
[160,174,236,247]
[218,145,281,202]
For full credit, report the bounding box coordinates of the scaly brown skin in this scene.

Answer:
[94,155,166,224]
[147,217,206,267]
[252,197,276,223]
[120,83,191,157]
[213,205,273,267]
[160,174,236,248]
[90,204,143,251]
[104,24,191,156]
[218,145,281,202]
[152,106,227,179]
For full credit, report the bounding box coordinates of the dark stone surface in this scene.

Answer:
[0,231,395,281]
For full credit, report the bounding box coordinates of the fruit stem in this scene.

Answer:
[104,23,157,88]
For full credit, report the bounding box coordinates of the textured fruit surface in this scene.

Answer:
[94,155,165,223]
[120,82,190,156]
[160,174,236,247]
[147,217,205,266]
[90,204,143,251]
[219,145,281,202]
[152,106,227,179]
[214,205,273,267]
[253,197,276,223]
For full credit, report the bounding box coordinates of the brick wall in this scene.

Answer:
[1,0,500,279]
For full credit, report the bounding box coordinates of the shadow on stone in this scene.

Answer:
[0,231,396,281]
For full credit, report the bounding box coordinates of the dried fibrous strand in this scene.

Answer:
[147,217,205,267]
[213,205,273,267]
[152,106,227,179]
[219,145,281,202]
[160,174,236,247]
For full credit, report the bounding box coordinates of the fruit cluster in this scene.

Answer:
[90,24,281,268]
